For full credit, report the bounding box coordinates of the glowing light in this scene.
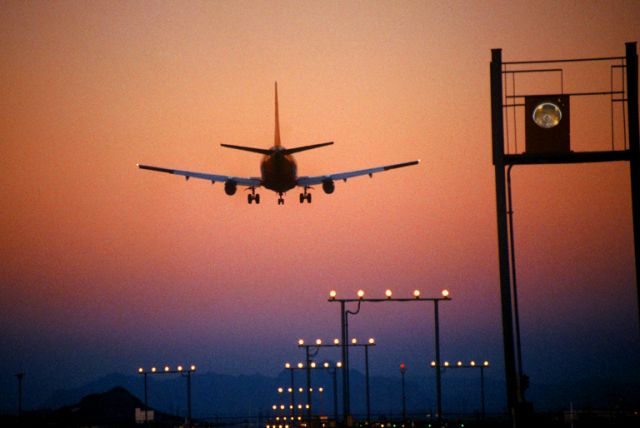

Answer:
[351,338,357,344]
[323,362,329,368]
[430,361,436,367]
[284,362,291,369]
[329,290,337,300]
[138,368,143,373]
[470,361,476,366]
[442,289,450,298]
[532,102,562,129]
[298,339,305,345]
[413,290,421,298]
[444,361,450,367]
[297,362,303,369]
[315,338,322,345]
[483,361,490,366]
[177,365,183,372]
[151,367,157,373]
[310,362,317,368]
[368,338,375,344]
[277,387,284,393]
[337,362,343,368]
[357,289,365,299]
[190,365,196,371]
[164,365,170,372]
[333,338,340,345]
[385,289,393,299]
[457,361,463,366]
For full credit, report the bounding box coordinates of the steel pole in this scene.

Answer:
[434,300,442,425]
[625,42,640,332]
[491,47,520,427]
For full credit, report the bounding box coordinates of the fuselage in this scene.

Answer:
[260,147,297,192]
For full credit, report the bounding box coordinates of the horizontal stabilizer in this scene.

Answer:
[221,141,334,156]
[281,142,334,155]
[220,144,273,155]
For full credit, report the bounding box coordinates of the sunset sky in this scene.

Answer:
[1,0,639,412]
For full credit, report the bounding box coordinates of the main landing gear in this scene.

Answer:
[247,187,260,204]
[299,187,312,204]
[277,192,285,205]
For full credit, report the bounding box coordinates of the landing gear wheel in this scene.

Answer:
[278,198,284,205]
[255,194,260,204]
[299,192,312,204]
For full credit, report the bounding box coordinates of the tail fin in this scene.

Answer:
[274,82,281,147]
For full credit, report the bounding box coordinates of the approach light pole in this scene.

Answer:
[297,338,376,424]
[399,363,407,423]
[490,42,639,426]
[15,372,24,419]
[432,360,490,418]
[137,364,196,427]
[328,289,451,426]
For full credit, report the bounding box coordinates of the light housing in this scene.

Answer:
[525,94,570,154]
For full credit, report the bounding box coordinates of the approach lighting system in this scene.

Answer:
[525,94,570,154]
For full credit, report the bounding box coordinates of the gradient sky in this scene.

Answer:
[1,0,639,412]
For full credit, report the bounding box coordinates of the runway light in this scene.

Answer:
[138,368,144,373]
[442,289,450,298]
[298,339,305,346]
[164,365,170,372]
[323,362,329,368]
[177,365,183,372]
[430,361,436,367]
[277,387,284,393]
[483,361,490,367]
[297,362,303,369]
[315,338,322,345]
[444,361,450,367]
[385,289,393,299]
[310,362,317,368]
[285,362,291,369]
[333,338,340,345]
[457,361,463,367]
[329,290,337,300]
[470,361,476,366]
[337,362,343,368]
[151,367,157,373]
[288,387,293,393]
[532,102,562,129]
[190,365,196,371]
[413,290,421,299]
[368,338,375,344]
[351,338,358,344]
[357,289,365,299]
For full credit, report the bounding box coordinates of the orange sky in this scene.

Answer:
[1,0,639,410]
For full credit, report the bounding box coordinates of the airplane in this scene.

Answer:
[137,83,420,205]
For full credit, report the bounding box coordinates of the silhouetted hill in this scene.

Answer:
[49,386,143,426]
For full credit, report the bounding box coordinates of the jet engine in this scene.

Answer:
[322,179,335,194]
[224,180,237,196]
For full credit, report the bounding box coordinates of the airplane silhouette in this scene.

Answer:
[137,83,420,205]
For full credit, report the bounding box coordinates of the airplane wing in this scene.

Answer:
[296,160,420,186]
[137,164,261,187]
